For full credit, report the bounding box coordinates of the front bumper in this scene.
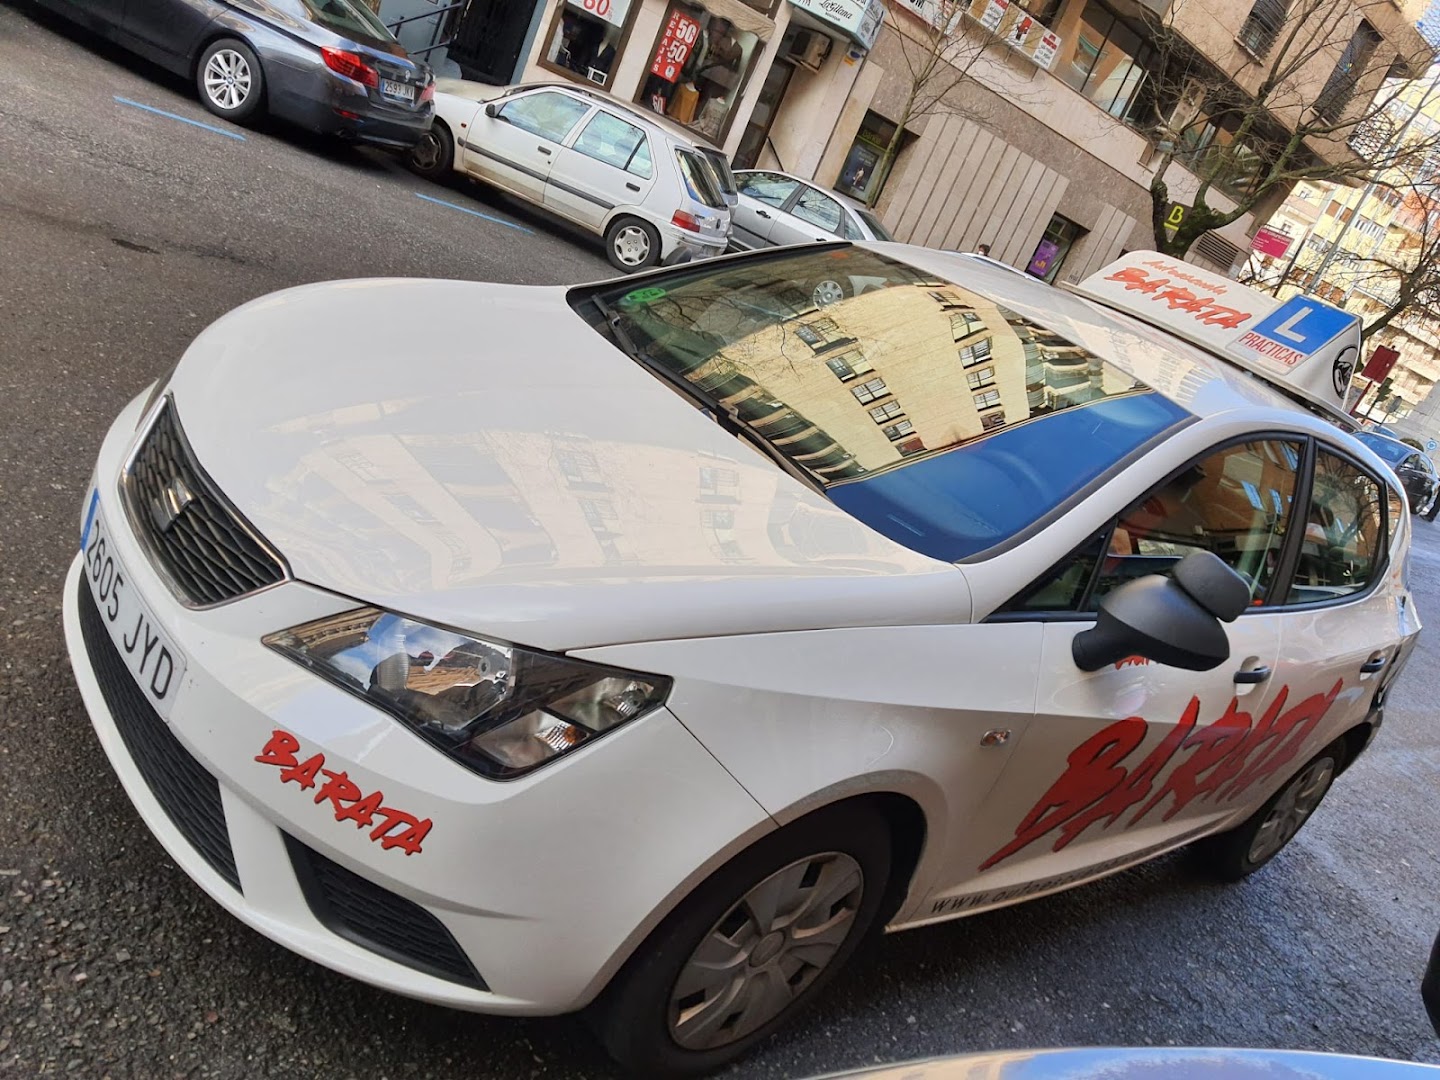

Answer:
[62,390,771,1014]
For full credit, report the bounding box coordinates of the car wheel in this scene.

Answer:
[408,121,453,179]
[605,217,662,272]
[809,275,851,308]
[1196,739,1344,882]
[196,39,264,123]
[592,803,892,1076]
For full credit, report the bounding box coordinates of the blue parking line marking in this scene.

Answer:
[113,96,246,141]
[414,192,533,234]
[80,489,99,552]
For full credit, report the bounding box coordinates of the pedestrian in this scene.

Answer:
[976,243,992,257]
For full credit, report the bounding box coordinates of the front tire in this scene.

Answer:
[408,121,454,179]
[1196,739,1344,882]
[593,803,892,1077]
[196,39,265,124]
[605,217,662,272]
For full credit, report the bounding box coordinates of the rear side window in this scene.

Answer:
[1288,450,1385,605]
[1006,439,1303,612]
[573,111,652,177]
[676,149,724,208]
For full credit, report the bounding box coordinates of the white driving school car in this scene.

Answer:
[64,245,1419,1076]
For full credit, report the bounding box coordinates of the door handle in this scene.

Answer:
[756,209,771,219]
[1360,654,1388,674]
[626,182,640,192]
[537,145,552,155]
[1233,665,1272,685]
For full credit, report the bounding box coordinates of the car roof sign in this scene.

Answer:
[1070,251,1361,418]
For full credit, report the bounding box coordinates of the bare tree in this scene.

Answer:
[1139,0,1435,257]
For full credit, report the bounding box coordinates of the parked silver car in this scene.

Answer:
[32,0,434,147]
[730,169,893,249]
[412,80,736,272]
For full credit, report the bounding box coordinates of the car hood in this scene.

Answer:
[167,279,971,650]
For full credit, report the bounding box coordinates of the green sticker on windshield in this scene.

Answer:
[621,286,667,306]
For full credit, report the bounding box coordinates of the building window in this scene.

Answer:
[825,349,873,380]
[699,466,739,492]
[974,388,1002,409]
[896,437,927,457]
[539,0,636,90]
[869,400,904,423]
[579,497,618,526]
[1316,21,1381,122]
[966,365,996,389]
[1027,214,1085,282]
[958,338,993,366]
[1237,0,1287,57]
[701,508,735,528]
[882,419,915,440]
[637,4,760,143]
[835,111,907,205]
[1057,0,1157,123]
[951,312,986,339]
[796,318,848,350]
[982,412,1007,431]
[851,377,889,404]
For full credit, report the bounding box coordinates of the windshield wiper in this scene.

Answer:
[590,295,823,495]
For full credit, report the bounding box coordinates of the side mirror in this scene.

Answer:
[1072,551,1250,673]
[484,102,500,119]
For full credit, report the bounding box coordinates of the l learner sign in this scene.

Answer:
[1072,251,1361,417]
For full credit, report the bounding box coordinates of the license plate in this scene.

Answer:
[80,494,187,719]
[381,79,414,102]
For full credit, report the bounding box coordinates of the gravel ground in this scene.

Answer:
[3,3,1440,1076]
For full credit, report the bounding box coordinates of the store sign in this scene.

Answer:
[1073,251,1362,415]
[1251,226,1292,258]
[898,0,1063,69]
[649,10,700,83]
[787,0,885,49]
[577,0,632,29]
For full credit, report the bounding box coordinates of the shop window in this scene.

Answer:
[638,4,761,143]
[733,61,796,169]
[1027,214,1085,283]
[1057,0,1158,123]
[573,111,653,176]
[540,0,636,90]
[835,111,909,206]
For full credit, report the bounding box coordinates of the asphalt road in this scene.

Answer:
[4,4,1440,1077]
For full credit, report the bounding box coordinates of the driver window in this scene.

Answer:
[1094,440,1301,605]
[1286,451,1384,605]
[1003,439,1301,614]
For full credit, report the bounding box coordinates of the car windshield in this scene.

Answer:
[855,208,893,241]
[302,0,398,44]
[1356,432,1412,466]
[571,247,1193,561]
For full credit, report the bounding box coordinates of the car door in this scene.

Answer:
[120,0,215,71]
[545,109,655,231]
[1393,451,1430,510]
[937,437,1310,904]
[731,171,800,249]
[767,184,848,246]
[462,90,592,204]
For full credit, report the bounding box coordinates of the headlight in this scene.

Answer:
[264,609,670,779]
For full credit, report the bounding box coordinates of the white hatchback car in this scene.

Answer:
[412,79,734,271]
[65,244,1419,1076]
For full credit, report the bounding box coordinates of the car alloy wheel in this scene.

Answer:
[412,131,443,171]
[668,851,863,1050]
[203,49,253,112]
[812,279,846,307]
[1245,755,1335,865]
[613,224,652,267]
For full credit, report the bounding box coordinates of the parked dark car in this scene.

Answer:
[1355,430,1440,521]
[32,0,434,148]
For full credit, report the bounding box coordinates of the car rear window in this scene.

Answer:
[855,208,893,241]
[675,149,725,209]
[697,148,737,197]
[1355,432,1412,466]
[572,246,1193,562]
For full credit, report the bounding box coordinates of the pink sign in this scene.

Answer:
[1251,227,1292,258]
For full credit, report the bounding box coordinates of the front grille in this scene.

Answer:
[77,578,241,892]
[124,400,285,606]
[285,835,486,989]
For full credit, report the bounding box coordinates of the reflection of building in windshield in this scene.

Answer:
[683,282,1142,485]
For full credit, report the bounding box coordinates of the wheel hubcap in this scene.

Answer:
[203,50,252,111]
[812,279,844,306]
[1247,757,1334,865]
[668,851,863,1050]
[615,225,650,265]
